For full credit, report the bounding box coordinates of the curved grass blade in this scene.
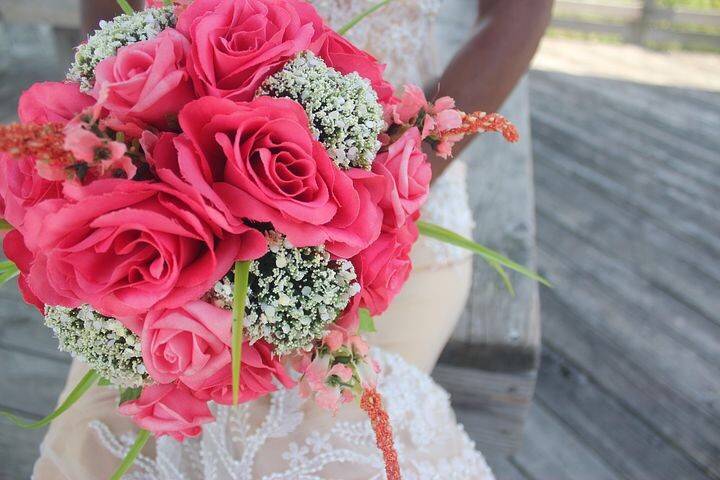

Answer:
[116,0,135,15]
[338,0,396,35]
[417,220,551,288]
[1,369,99,429]
[0,260,19,285]
[110,429,150,480]
[232,261,251,405]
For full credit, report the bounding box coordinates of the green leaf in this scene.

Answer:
[116,0,135,15]
[232,261,251,406]
[338,0,396,35]
[1,369,99,429]
[0,219,12,230]
[110,429,150,480]
[163,0,173,5]
[0,260,19,285]
[98,377,113,387]
[119,386,142,405]
[359,308,376,333]
[416,220,551,288]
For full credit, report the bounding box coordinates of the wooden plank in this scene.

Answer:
[554,1,643,22]
[537,271,720,477]
[485,455,530,480]
[512,403,622,480]
[536,348,711,480]
[0,0,80,29]
[433,363,537,455]
[0,427,46,480]
[456,76,541,362]
[533,154,720,333]
[0,348,68,418]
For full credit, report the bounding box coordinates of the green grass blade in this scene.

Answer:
[0,260,19,285]
[232,261,251,406]
[1,369,99,429]
[338,0,396,35]
[417,220,551,287]
[488,260,516,296]
[110,429,150,480]
[116,0,135,15]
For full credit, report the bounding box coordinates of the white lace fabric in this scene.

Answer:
[92,349,493,480]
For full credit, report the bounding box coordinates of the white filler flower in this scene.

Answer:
[259,51,385,170]
[68,6,175,91]
[45,305,148,387]
[210,233,360,355]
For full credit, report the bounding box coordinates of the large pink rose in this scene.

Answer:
[189,338,294,405]
[316,29,394,106]
[119,383,214,441]
[176,0,325,101]
[93,29,196,130]
[352,220,418,316]
[142,301,231,385]
[373,128,431,230]
[0,154,62,229]
[21,178,266,317]
[18,82,94,124]
[165,96,383,257]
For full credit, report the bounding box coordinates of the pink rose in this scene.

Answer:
[353,220,418,316]
[373,128,431,230]
[3,230,43,311]
[93,29,196,130]
[316,30,394,106]
[119,383,214,441]
[177,0,326,101]
[21,178,266,317]
[0,154,62,228]
[169,96,383,257]
[142,301,231,385]
[18,82,94,124]
[190,339,294,405]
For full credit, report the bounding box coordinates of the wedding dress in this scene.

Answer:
[32,1,495,478]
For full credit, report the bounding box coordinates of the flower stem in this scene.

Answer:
[338,0,396,35]
[1,369,99,429]
[232,260,251,405]
[110,429,150,480]
[116,0,135,15]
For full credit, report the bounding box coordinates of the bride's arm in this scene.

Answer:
[429,0,554,180]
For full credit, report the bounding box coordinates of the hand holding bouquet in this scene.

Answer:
[0,1,546,478]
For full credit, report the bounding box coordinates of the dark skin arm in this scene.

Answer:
[81,0,145,35]
[429,0,554,180]
[82,0,553,181]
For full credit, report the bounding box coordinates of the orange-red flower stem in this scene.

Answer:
[360,387,402,480]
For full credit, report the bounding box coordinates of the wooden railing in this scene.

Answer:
[553,0,720,49]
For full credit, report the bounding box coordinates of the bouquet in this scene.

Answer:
[0,0,546,478]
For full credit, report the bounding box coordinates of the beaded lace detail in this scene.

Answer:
[92,349,493,480]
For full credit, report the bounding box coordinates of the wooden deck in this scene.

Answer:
[1,32,719,479]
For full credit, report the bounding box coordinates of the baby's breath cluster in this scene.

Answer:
[210,233,360,355]
[45,305,148,387]
[68,6,176,91]
[259,51,384,170]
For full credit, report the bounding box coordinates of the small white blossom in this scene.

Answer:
[209,232,359,355]
[45,305,148,387]
[259,51,384,170]
[68,6,175,91]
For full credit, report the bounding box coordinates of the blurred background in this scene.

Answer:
[0,0,719,479]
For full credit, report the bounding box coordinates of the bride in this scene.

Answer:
[32,0,551,478]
